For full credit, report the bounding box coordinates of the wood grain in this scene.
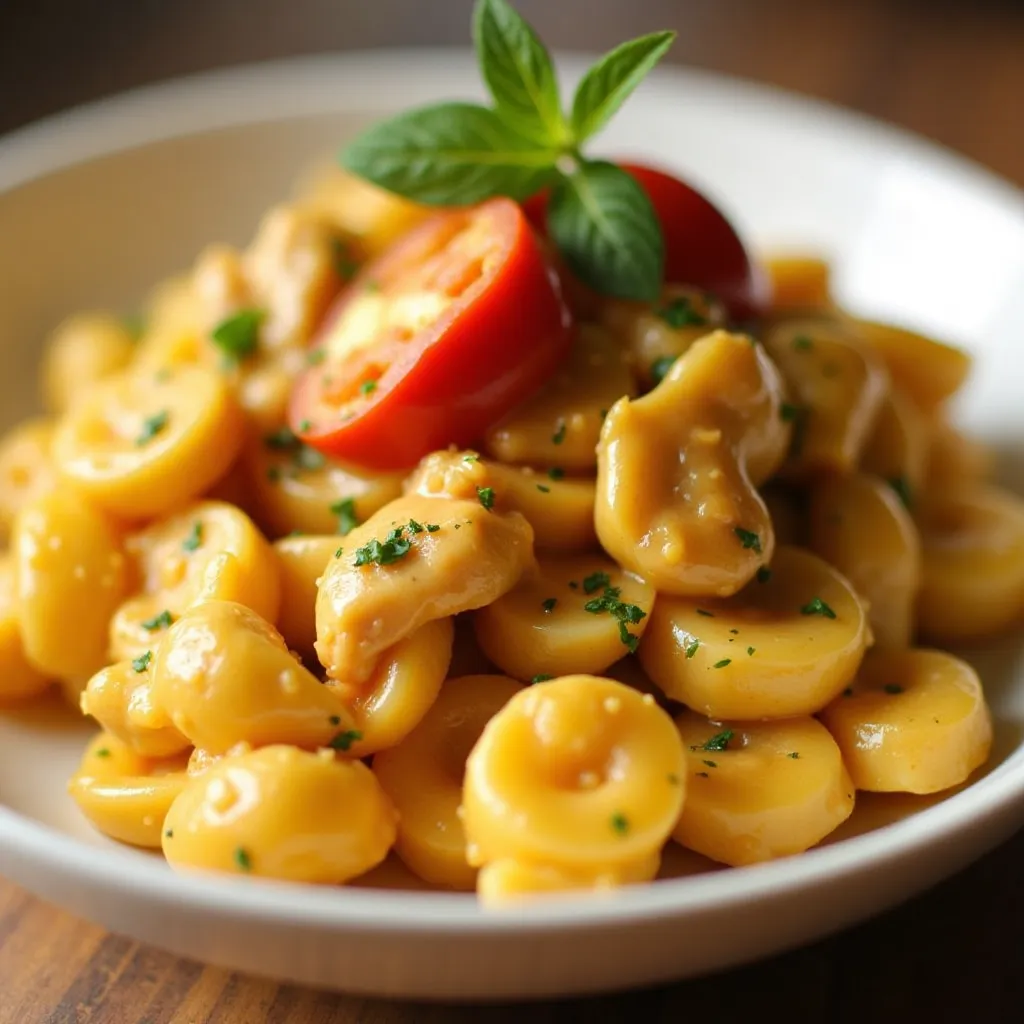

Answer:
[2,1,1024,1021]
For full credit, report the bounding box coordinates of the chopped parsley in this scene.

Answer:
[352,527,412,567]
[263,426,326,472]
[531,674,554,684]
[328,715,341,726]
[211,309,264,361]
[131,650,152,673]
[135,409,169,446]
[696,608,715,618]
[95,747,111,758]
[331,237,361,280]
[306,348,326,366]
[536,484,551,493]
[164,828,173,839]
[426,523,441,533]
[122,313,146,340]
[691,729,734,753]
[695,771,710,778]
[747,646,756,656]
[142,609,173,632]
[656,295,707,329]
[541,597,557,613]
[650,355,676,385]
[583,582,646,651]
[610,812,630,835]
[883,683,904,695]
[476,486,495,511]
[551,420,567,445]
[685,638,700,659]
[801,597,837,619]
[889,475,914,509]
[667,773,681,786]
[294,445,326,472]
[733,527,762,553]
[780,402,801,423]
[548,467,565,480]
[331,498,360,536]
[407,519,424,534]
[582,570,611,595]
[463,453,479,463]
[756,566,773,584]
[360,379,378,395]
[233,847,252,872]
[298,419,312,432]
[792,334,813,351]
[264,426,297,449]
[328,729,363,751]
[182,521,203,553]
[788,752,801,759]
[713,659,732,669]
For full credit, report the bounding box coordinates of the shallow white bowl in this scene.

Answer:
[1,50,1023,1002]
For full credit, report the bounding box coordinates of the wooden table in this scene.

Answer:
[2,0,1024,1020]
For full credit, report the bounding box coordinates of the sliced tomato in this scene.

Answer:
[523,162,769,322]
[290,198,572,470]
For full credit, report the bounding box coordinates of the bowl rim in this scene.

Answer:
[1,48,1023,935]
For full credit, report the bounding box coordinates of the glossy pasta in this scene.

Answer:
[1,165,1020,908]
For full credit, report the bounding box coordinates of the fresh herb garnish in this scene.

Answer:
[477,486,496,511]
[360,380,378,395]
[696,608,714,618]
[889,475,913,509]
[792,334,813,351]
[352,527,413,567]
[328,729,363,751]
[548,467,565,480]
[142,609,173,631]
[542,597,557,613]
[713,659,732,669]
[551,420,567,445]
[264,426,297,449]
[329,715,342,726]
[211,309,264,361]
[684,638,700,659]
[801,597,837,619]
[691,729,734,753]
[702,759,717,769]
[583,582,645,650]
[135,410,169,446]
[582,570,611,595]
[530,674,554,684]
[234,847,252,872]
[341,0,675,300]
[331,237,361,280]
[95,747,111,758]
[306,349,326,366]
[788,752,800,759]
[884,683,904,695]
[131,651,152,673]
[756,566,773,584]
[426,523,441,532]
[780,402,801,422]
[649,355,676,385]
[182,521,203,553]
[294,445,326,472]
[747,646,756,656]
[610,812,630,835]
[733,527,762,553]
[656,295,707,329]
[331,498,361,536]
[536,483,551,493]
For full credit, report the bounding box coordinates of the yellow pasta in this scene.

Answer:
[0,417,59,538]
[0,554,52,702]
[272,534,338,664]
[763,255,833,313]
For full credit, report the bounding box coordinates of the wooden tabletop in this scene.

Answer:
[3,1,1024,1020]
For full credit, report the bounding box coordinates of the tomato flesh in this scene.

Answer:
[523,162,769,322]
[291,198,572,470]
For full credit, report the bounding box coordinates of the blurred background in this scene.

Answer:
[2,0,1024,186]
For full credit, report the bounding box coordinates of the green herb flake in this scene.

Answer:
[548,467,565,480]
[131,650,153,674]
[531,674,554,684]
[702,759,717,769]
[294,445,326,472]
[788,751,800,759]
[733,527,762,553]
[656,296,707,329]
[667,773,681,785]
[695,771,710,778]
[610,812,629,836]
[164,828,173,839]
[780,402,801,423]
[211,309,264,362]
[142,609,173,632]
[889,475,914,509]
[352,528,412,567]
[542,597,557,613]
[756,566,773,584]
[463,453,479,463]
[884,683,904,695]
[650,355,676,385]
[747,646,756,656]
[801,597,837,619]
[713,658,732,669]
[792,334,813,351]
[685,638,700,659]
[328,715,342,726]
[234,847,252,872]
[328,729,363,751]
[135,409,169,447]
[476,486,495,511]
[696,608,714,618]
[582,570,611,595]
[264,426,297,450]
[331,237,361,281]
[182,521,203,553]
[360,379,378,395]
[551,420,567,445]
[426,523,441,533]
[306,348,326,366]
[536,483,551,493]
[298,419,312,432]
[331,497,361,536]
[95,747,111,758]
[691,729,734,753]
[407,519,424,534]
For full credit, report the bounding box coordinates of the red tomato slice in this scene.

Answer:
[523,162,769,322]
[290,198,573,470]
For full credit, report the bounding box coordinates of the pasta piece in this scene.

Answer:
[81,657,189,758]
[599,285,727,389]
[52,364,245,518]
[406,450,597,553]
[12,488,129,679]
[315,494,533,685]
[820,649,992,793]
[162,745,397,883]
[596,330,790,597]
[639,545,869,719]
[109,501,281,662]
[916,486,1024,643]
[807,472,921,648]
[374,674,523,889]
[859,387,929,506]
[462,676,685,882]
[474,554,655,681]
[244,428,404,539]
[672,711,854,866]
[763,317,887,476]
[483,324,634,472]
[763,255,833,313]
[0,554,51,701]
[330,617,454,757]
[131,275,204,372]
[922,416,995,499]
[149,600,354,754]
[68,731,190,848]
[272,534,338,664]
[41,312,136,414]
[0,417,58,538]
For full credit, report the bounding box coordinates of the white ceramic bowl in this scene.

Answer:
[1,51,1023,1002]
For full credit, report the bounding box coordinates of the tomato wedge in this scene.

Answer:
[290,198,572,470]
[523,162,769,322]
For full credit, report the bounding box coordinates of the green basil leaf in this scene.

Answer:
[570,31,676,143]
[473,0,565,145]
[341,102,558,206]
[547,160,663,301]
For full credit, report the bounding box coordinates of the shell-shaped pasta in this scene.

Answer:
[922,417,995,500]
[859,387,929,504]
[763,317,887,476]
[109,501,280,662]
[916,486,1024,643]
[483,324,634,472]
[820,649,992,794]
[474,554,655,682]
[405,450,597,554]
[462,675,685,871]
[315,494,534,685]
[0,554,52,701]
[596,331,790,597]
[672,712,854,866]
[0,418,59,539]
[808,472,921,649]
[68,731,190,848]
[639,546,870,719]
[272,534,338,664]
[162,745,397,882]
[42,312,136,414]
[52,364,246,519]
[12,489,129,679]
[149,600,354,754]
[374,674,523,890]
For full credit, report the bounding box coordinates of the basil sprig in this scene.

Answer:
[341,0,676,301]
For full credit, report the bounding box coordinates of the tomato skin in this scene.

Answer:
[523,162,769,321]
[290,199,573,471]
